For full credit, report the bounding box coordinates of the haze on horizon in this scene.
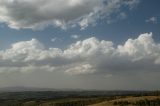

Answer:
[0,0,160,90]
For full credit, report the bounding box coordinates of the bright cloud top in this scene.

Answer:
[0,33,160,75]
[0,0,139,29]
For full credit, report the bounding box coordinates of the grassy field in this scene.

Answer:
[38,97,109,106]
[89,96,160,106]
[4,97,113,106]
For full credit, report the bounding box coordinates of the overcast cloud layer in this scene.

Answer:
[0,33,160,76]
[0,0,139,29]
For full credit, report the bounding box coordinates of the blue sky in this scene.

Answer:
[0,0,159,49]
[0,0,160,90]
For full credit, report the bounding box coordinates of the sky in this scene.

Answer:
[0,0,160,90]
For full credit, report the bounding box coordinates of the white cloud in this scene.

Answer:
[65,64,95,75]
[51,38,57,42]
[0,32,160,75]
[0,65,56,74]
[71,35,80,39]
[0,0,140,30]
[146,17,158,24]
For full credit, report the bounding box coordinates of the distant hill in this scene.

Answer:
[0,87,154,94]
[0,86,58,92]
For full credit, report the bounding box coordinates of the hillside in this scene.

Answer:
[89,96,160,106]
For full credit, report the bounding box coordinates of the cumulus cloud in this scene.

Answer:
[0,0,140,30]
[0,32,160,75]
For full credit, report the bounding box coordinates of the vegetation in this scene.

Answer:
[113,98,160,106]
[0,91,160,106]
[90,96,160,106]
